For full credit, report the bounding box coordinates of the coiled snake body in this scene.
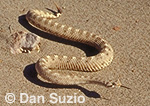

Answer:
[26,5,113,85]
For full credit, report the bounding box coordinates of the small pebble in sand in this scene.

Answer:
[0,59,2,63]
[113,26,121,31]
[10,31,40,54]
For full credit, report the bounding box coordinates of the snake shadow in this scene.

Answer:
[23,64,101,98]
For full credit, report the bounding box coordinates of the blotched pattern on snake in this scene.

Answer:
[25,3,114,85]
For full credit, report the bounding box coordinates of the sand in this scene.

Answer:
[0,0,150,105]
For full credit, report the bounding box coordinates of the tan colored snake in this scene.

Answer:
[25,3,114,85]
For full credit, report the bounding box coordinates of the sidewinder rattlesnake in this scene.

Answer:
[25,3,114,86]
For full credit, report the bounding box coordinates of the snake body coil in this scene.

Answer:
[26,8,113,85]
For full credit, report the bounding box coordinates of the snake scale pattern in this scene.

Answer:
[25,5,113,85]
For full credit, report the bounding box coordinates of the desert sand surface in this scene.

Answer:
[0,0,150,106]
